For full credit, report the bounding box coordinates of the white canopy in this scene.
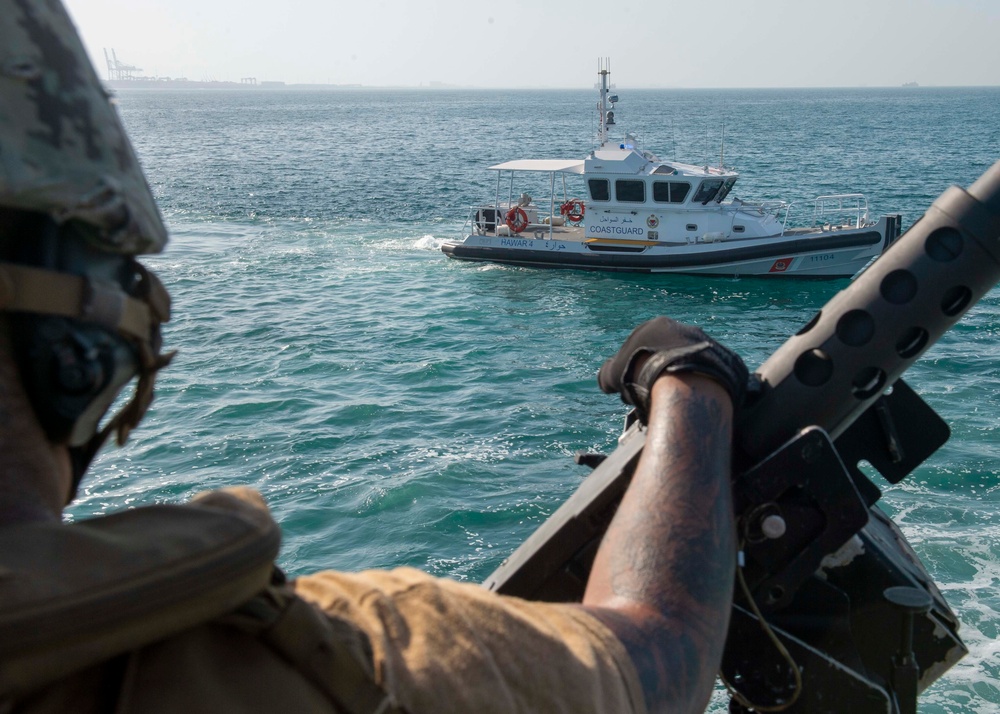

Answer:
[488,159,586,174]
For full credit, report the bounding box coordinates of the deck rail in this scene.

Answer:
[463,204,568,239]
[781,194,871,234]
[464,205,504,236]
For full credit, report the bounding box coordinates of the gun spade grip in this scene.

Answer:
[736,161,1000,464]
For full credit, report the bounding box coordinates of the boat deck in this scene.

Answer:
[482,222,587,241]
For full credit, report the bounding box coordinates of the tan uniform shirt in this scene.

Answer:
[295,567,648,714]
[5,489,646,713]
[10,565,646,714]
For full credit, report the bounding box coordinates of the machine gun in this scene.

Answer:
[483,161,1000,713]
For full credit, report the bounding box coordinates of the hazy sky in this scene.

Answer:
[63,0,999,88]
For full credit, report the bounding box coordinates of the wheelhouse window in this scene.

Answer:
[715,178,737,203]
[615,179,645,203]
[692,179,724,204]
[652,181,692,204]
[589,178,610,202]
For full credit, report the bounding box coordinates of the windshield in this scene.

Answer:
[692,179,724,204]
[715,178,737,203]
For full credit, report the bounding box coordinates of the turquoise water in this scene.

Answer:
[67,86,1000,711]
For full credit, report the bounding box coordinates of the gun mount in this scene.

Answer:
[484,161,1000,713]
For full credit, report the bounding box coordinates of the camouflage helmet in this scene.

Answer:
[0,0,167,255]
[0,0,173,496]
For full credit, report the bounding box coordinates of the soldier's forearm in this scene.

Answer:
[583,373,735,714]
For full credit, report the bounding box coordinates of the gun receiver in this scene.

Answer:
[484,161,1000,713]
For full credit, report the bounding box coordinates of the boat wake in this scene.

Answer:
[414,235,443,251]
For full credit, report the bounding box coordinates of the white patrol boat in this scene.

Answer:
[441,65,902,278]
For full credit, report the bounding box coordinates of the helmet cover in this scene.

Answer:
[0,0,167,255]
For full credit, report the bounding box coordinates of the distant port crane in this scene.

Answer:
[103,48,141,81]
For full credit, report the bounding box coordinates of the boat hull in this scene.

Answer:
[442,216,901,278]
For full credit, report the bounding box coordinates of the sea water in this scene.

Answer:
[66,86,1000,711]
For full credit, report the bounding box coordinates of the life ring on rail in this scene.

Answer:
[560,199,586,224]
[506,206,529,233]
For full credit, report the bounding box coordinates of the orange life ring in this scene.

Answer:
[506,206,528,233]
[560,199,585,224]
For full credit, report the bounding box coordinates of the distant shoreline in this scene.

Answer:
[105,79,363,90]
[104,80,998,92]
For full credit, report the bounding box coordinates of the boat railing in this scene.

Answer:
[464,204,503,236]
[464,203,570,238]
[739,199,789,216]
[781,193,871,233]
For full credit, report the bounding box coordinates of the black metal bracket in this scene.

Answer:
[733,427,870,611]
[723,603,893,714]
[834,379,950,500]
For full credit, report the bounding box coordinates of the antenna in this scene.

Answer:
[597,57,612,147]
[720,98,728,170]
[720,120,725,170]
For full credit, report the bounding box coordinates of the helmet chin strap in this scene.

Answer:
[0,260,174,502]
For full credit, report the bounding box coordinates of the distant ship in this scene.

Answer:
[902,81,920,87]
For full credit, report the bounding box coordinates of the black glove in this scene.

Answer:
[598,317,749,423]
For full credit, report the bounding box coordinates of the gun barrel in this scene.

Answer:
[737,160,1000,463]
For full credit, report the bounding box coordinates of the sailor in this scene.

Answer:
[0,3,746,712]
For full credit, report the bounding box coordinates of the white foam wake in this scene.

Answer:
[414,235,443,250]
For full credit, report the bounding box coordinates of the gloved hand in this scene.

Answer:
[598,317,749,423]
